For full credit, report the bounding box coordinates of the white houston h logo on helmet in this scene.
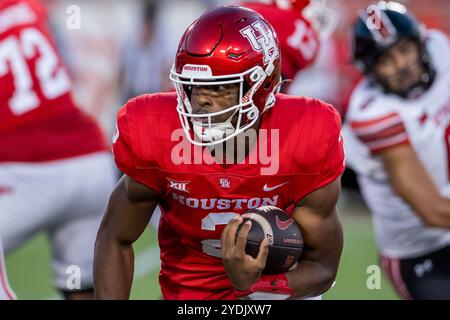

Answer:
[240,21,279,65]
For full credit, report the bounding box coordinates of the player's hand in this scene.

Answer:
[220,215,269,291]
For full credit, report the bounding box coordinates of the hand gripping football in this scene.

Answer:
[236,206,304,274]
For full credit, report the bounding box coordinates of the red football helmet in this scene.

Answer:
[170,6,281,146]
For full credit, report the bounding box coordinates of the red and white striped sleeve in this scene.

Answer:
[350,112,409,154]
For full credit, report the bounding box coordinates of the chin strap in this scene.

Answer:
[262,77,287,114]
[233,274,294,299]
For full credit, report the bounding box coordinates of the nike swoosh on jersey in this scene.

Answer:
[263,182,289,192]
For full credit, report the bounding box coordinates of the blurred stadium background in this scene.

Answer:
[4,0,450,299]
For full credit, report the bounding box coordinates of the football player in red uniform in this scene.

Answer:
[148,0,323,233]
[94,6,344,300]
[0,0,115,299]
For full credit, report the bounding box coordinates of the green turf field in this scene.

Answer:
[5,203,398,300]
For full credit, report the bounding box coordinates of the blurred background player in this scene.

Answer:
[241,0,321,91]
[0,239,15,300]
[0,0,115,299]
[344,1,450,299]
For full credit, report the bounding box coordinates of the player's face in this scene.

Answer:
[374,39,424,94]
[190,84,240,124]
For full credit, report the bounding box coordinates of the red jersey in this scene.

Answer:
[112,92,344,300]
[0,0,107,162]
[243,2,320,80]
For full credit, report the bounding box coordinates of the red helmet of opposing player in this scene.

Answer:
[170,6,281,146]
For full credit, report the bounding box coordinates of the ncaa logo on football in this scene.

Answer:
[167,178,190,193]
[240,21,279,64]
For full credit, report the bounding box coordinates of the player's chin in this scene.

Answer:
[393,83,417,96]
[387,75,419,93]
[391,69,422,89]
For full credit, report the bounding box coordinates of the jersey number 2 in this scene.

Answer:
[201,212,239,258]
[0,27,71,116]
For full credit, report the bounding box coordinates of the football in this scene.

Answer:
[236,206,304,274]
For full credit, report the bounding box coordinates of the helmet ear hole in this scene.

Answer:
[247,109,258,120]
[250,69,264,82]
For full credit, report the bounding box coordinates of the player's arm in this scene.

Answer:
[285,177,343,298]
[379,144,450,228]
[94,175,158,299]
[221,178,343,299]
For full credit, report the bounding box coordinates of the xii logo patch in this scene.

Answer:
[240,21,279,64]
[167,178,190,193]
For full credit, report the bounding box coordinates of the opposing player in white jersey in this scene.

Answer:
[344,1,450,299]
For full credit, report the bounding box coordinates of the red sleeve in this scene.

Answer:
[313,102,346,191]
[112,97,165,194]
[350,112,410,154]
[112,101,136,177]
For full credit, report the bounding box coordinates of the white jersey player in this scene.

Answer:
[344,1,450,299]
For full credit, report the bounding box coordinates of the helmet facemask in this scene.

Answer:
[170,56,278,146]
